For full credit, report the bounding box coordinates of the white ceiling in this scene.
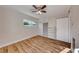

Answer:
[4,5,71,19]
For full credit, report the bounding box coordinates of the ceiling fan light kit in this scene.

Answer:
[32,5,46,15]
[36,11,42,15]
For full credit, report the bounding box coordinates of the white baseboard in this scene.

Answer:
[39,35,56,39]
[0,35,37,48]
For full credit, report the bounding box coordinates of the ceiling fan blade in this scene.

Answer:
[41,5,46,9]
[41,11,46,13]
[32,5,37,9]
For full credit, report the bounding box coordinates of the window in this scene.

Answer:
[23,19,36,26]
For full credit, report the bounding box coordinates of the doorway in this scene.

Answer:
[43,23,48,36]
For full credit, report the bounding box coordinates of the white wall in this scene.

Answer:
[0,6,39,47]
[38,18,48,36]
[70,6,79,48]
[38,18,56,39]
[48,18,56,39]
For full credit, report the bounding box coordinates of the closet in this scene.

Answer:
[56,18,70,43]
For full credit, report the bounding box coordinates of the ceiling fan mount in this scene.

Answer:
[32,5,47,14]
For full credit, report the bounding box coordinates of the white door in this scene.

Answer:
[56,18,70,42]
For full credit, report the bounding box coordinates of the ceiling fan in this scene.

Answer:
[32,5,47,14]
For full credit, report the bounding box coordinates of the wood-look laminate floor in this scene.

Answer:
[0,36,71,53]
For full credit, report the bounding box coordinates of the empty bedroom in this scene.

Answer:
[0,5,79,53]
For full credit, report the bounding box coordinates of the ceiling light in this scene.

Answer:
[36,11,42,15]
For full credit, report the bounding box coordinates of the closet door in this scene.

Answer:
[56,18,70,42]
